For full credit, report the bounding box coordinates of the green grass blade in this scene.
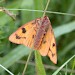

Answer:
[0,45,30,72]
[35,50,46,75]
[52,55,75,75]
[70,58,75,75]
[54,21,75,38]
[0,64,14,75]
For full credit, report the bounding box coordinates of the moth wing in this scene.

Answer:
[38,27,50,56]
[39,25,57,64]
[47,25,57,64]
[9,20,37,48]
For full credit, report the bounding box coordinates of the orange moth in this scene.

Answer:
[9,16,57,64]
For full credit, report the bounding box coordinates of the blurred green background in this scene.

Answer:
[0,0,75,75]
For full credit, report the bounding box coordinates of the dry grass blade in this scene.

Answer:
[17,60,75,73]
[0,7,16,20]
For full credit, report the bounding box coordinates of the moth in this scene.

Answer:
[9,16,57,64]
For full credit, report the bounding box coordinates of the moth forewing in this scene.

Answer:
[47,25,57,64]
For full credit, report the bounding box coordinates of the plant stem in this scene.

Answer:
[42,0,50,18]
[22,50,33,75]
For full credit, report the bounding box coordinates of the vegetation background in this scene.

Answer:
[0,0,75,75]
